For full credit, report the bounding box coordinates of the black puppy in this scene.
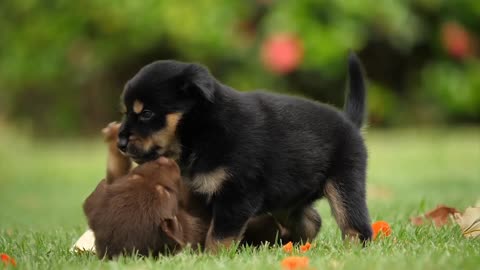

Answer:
[117,53,372,250]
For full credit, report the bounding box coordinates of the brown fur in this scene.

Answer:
[84,123,287,258]
[102,122,132,183]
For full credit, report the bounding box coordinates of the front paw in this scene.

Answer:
[101,122,121,142]
[205,225,237,254]
[205,236,236,254]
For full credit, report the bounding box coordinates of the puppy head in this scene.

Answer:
[84,158,187,258]
[130,157,183,195]
[117,61,215,163]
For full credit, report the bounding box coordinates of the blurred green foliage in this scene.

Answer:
[0,0,479,135]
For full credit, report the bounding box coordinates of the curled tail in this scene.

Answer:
[344,52,367,129]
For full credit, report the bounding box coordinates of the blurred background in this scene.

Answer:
[1,0,479,135]
[0,0,479,231]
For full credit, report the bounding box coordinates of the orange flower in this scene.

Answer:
[372,220,391,240]
[282,241,293,253]
[1,253,16,267]
[281,256,309,270]
[300,242,311,252]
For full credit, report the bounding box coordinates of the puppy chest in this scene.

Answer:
[184,167,230,197]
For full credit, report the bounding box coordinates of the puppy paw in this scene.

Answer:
[102,122,121,142]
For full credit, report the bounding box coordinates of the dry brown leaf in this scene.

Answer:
[410,216,425,226]
[454,207,480,238]
[410,205,460,227]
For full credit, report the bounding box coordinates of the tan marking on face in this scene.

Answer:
[133,100,143,114]
[138,137,154,152]
[324,181,348,232]
[189,167,229,197]
[149,112,183,158]
[127,112,183,160]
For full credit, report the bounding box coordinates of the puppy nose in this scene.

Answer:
[117,137,129,152]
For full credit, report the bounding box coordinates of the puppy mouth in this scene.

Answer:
[127,147,162,164]
[132,153,160,164]
[126,146,174,164]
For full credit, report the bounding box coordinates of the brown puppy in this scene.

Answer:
[84,123,285,259]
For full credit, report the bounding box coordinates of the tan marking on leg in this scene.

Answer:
[345,229,360,239]
[302,207,321,241]
[205,219,241,253]
[325,182,361,240]
[189,167,229,198]
[133,100,143,114]
[325,182,348,231]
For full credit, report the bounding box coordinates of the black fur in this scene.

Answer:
[118,53,373,244]
[345,53,367,128]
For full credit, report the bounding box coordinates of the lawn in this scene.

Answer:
[1,127,479,270]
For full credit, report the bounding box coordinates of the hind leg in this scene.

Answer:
[324,165,372,242]
[273,205,322,243]
[242,214,288,246]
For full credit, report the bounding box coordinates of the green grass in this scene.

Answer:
[1,127,479,270]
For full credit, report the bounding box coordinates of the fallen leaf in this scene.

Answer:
[410,216,424,226]
[300,242,311,252]
[372,220,391,240]
[410,205,459,227]
[281,256,309,270]
[282,241,293,253]
[454,207,480,238]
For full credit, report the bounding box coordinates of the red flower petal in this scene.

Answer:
[372,221,392,240]
[281,256,310,270]
[261,33,304,74]
[1,253,16,267]
[300,242,311,252]
[282,241,294,253]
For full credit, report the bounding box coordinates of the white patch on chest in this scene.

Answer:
[188,167,230,197]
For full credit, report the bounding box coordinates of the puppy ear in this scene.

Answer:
[180,64,215,103]
[160,217,185,247]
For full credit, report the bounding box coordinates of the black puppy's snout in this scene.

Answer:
[117,137,129,152]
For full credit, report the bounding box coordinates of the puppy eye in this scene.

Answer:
[139,110,154,121]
